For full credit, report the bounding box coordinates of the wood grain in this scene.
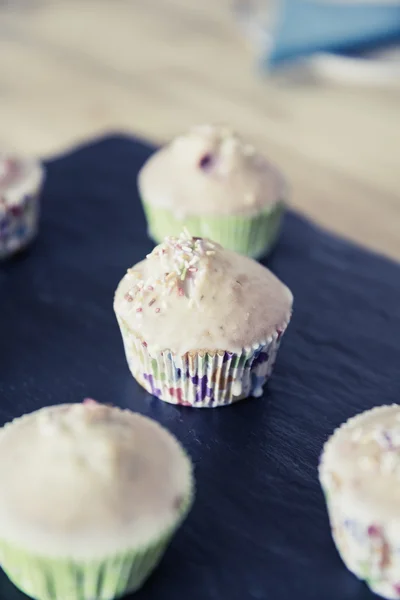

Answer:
[1,0,399,259]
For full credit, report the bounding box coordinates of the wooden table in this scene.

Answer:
[1,0,399,259]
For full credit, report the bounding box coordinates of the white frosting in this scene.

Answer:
[114,231,293,355]
[0,155,44,207]
[138,124,286,217]
[319,406,400,597]
[0,402,193,557]
[320,405,400,523]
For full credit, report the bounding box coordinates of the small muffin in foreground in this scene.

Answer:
[114,230,293,408]
[319,405,400,600]
[138,124,287,259]
[0,400,194,600]
[0,154,44,259]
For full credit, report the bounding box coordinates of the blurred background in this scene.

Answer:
[1,0,399,258]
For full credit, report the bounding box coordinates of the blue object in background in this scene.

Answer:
[266,0,400,67]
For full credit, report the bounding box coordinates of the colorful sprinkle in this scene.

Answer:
[83,398,98,406]
[198,153,213,170]
[367,525,381,537]
[123,231,220,316]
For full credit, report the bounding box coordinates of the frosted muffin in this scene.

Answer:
[138,124,286,258]
[0,400,194,600]
[114,230,293,407]
[0,154,44,259]
[319,405,400,599]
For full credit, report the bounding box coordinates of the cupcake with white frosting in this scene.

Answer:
[138,124,286,258]
[0,154,44,259]
[0,400,194,600]
[114,230,293,408]
[319,405,400,599]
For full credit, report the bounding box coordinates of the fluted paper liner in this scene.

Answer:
[141,200,284,259]
[0,536,169,600]
[117,317,288,408]
[0,164,44,260]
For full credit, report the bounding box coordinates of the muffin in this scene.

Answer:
[138,124,286,258]
[114,230,293,408]
[0,154,44,259]
[319,405,400,599]
[0,400,194,600]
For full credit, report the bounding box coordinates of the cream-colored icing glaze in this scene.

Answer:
[138,124,286,217]
[0,402,193,557]
[0,155,43,208]
[319,406,400,598]
[320,405,400,525]
[114,230,293,355]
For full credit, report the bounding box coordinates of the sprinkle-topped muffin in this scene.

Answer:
[138,124,286,258]
[0,400,193,600]
[319,405,400,599]
[114,230,293,407]
[0,154,44,259]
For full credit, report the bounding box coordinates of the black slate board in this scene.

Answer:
[1,135,399,600]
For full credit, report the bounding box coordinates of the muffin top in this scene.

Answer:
[138,124,286,217]
[0,155,43,211]
[0,401,193,557]
[320,405,400,524]
[114,230,293,354]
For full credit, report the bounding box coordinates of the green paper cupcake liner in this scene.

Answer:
[117,317,288,408]
[0,409,194,600]
[141,200,284,259]
[0,488,193,600]
[0,537,167,600]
